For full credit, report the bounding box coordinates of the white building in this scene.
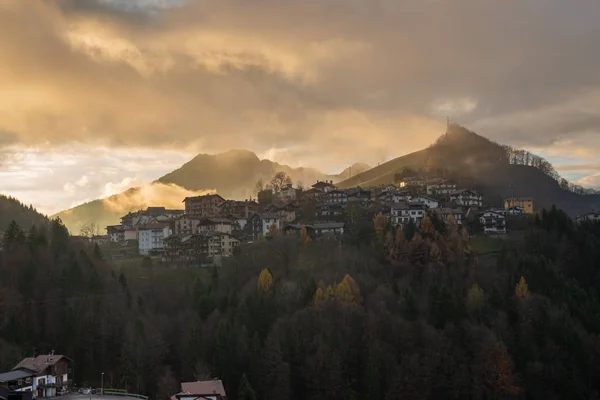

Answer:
[390,202,426,225]
[479,210,506,234]
[279,184,298,202]
[12,354,73,398]
[450,189,483,207]
[434,208,464,225]
[576,212,600,224]
[411,195,439,209]
[426,181,457,196]
[138,223,169,255]
[106,225,124,243]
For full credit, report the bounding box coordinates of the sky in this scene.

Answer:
[1,0,600,214]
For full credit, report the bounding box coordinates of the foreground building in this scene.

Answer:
[479,210,507,234]
[11,355,72,398]
[172,380,227,400]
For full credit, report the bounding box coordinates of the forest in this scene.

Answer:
[2,208,600,399]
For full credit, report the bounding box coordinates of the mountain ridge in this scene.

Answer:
[54,151,371,233]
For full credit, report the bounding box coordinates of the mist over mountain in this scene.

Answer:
[338,124,600,216]
[53,152,371,233]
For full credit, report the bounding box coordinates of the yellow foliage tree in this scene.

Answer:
[336,274,361,305]
[429,242,441,262]
[313,287,326,304]
[374,213,386,241]
[324,285,335,300]
[466,283,485,313]
[420,214,436,237]
[300,226,311,245]
[258,268,274,293]
[515,276,529,298]
[269,224,280,237]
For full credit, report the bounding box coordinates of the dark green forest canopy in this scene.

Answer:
[0,195,48,231]
[1,208,600,399]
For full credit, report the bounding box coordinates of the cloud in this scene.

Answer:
[1,0,600,210]
[101,182,215,214]
[1,0,597,155]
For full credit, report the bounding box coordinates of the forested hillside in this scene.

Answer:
[2,207,600,399]
[0,195,48,232]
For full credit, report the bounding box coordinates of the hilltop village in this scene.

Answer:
[98,172,542,265]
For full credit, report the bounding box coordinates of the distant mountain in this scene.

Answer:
[338,124,600,216]
[0,195,48,232]
[54,151,371,233]
[158,149,370,196]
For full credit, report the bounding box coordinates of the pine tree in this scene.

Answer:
[237,373,257,400]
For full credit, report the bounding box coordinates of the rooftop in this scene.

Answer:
[0,369,35,383]
[13,355,71,374]
[180,380,226,397]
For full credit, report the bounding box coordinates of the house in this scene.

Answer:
[218,200,259,218]
[504,197,534,214]
[426,181,457,196]
[138,223,169,255]
[315,204,345,219]
[124,228,138,241]
[173,215,203,236]
[433,208,464,225]
[398,177,427,188]
[275,203,298,225]
[0,369,35,394]
[12,355,72,399]
[321,189,348,206]
[411,195,439,209]
[576,211,600,223]
[106,225,125,243]
[173,380,227,400]
[247,213,281,239]
[183,194,226,216]
[313,222,345,237]
[202,232,240,258]
[479,210,507,234]
[311,180,337,193]
[197,217,233,235]
[284,223,316,237]
[279,184,298,202]
[450,189,483,207]
[91,235,109,245]
[390,202,426,225]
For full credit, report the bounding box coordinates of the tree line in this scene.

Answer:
[2,208,600,399]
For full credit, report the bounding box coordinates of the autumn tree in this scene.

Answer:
[269,224,280,237]
[335,274,361,305]
[466,283,485,314]
[515,276,529,298]
[258,269,274,293]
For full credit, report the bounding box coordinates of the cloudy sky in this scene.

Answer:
[1,0,600,214]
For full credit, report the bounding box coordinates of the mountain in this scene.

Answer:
[338,124,600,216]
[158,149,370,195]
[0,195,48,232]
[54,151,371,233]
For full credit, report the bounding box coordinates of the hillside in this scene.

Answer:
[338,124,600,216]
[54,150,370,233]
[0,195,48,232]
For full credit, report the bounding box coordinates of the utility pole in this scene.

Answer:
[101,372,104,396]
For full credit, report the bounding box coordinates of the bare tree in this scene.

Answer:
[270,172,292,193]
[80,222,100,238]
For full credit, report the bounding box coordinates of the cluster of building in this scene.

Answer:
[102,178,538,263]
[0,354,72,400]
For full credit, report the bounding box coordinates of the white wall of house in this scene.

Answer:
[138,228,165,255]
[413,196,439,209]
[262,218,280,234]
